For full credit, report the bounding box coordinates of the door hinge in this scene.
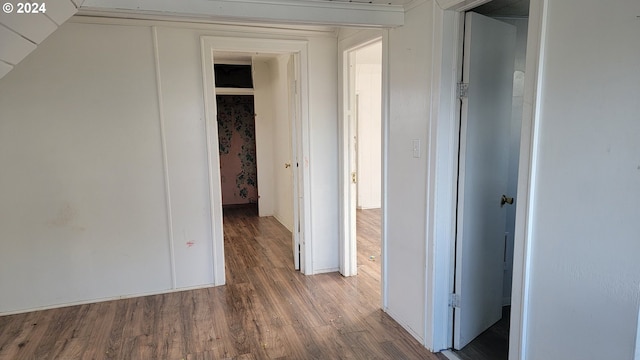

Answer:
[449,293,461,308]
[457,83,469,98]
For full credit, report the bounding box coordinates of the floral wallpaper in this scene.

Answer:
[216,95,258,205]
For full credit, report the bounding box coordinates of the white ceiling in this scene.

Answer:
[301,0,415,5]
[79,0,406,27]
[304,0,529,14]
[77,0,530,30]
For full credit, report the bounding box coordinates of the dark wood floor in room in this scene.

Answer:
[454,306,510,360]
[0,205,445,359]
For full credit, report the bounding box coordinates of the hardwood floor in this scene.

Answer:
[0,205,444,359]
[454,306,510,360]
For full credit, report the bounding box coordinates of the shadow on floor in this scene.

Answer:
[454,306,510,360]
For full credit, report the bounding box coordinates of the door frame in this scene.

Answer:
[338,31,386,309]
[453,11,516,350]
[201,36,313,281]
[428,0,548,358]
[339,31,383,279]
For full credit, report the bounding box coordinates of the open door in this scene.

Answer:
[288,54,301,271]
[454,12,516,350]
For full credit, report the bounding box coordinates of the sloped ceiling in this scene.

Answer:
[0,0,84,79]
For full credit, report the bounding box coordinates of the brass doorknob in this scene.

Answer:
[501,195,514,207]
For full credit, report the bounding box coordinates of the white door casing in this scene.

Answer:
[454,12,516,350]
[348,49,358,276]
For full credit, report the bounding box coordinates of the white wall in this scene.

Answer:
[355,42,382,210]
[307,36,340,273]
[0,22,213,313]
[525,0,640,358]
[0,18,339,313]
[155,26,216,290]
[385,1,434,342]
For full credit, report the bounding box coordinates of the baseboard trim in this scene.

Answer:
[312,267,340,275]
[384,307,426,347]
[441,350,463,360]
[0,283,217,317]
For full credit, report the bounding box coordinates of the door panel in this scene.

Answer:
[288,55,300,270]
[454,12,516,350]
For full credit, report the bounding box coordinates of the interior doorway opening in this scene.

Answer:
[448,2,530,360]
[353,41,383,288]
[214,51,300,269]
[216,93,259,209]
[201,36,312,283]
[342,38,383,295]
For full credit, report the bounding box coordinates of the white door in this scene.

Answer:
[288,55,301,271]
[454,12,516,350]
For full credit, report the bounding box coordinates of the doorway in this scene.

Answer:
[450,5,529,360]
[341,38,383,285]
[214,51,300,267]
[352,41,383,283]
[201,37,312,283]
[216,93,259,207]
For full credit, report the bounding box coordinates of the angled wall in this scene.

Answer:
[0,0,83,80]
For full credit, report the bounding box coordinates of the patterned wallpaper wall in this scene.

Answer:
[216,95,258,205]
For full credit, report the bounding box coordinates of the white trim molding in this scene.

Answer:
[381,28,391,311]
[435,0,491,11]
[509,0,548,358]
[80,0,404,27]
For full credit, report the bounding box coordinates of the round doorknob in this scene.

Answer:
[500,195,514,207]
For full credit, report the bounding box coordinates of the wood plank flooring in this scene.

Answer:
[454,306,510,360]
[0,205,444,359]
